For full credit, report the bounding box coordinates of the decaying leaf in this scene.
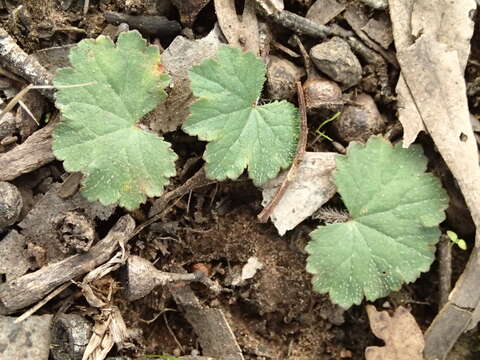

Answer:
[397,34,480,359]
[262,152,337,235]
[366,305,424,360]
[214,0,260,55]
[389,0,476,147]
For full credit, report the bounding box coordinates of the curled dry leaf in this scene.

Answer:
[262,152,337,235]
[365,305,424,360]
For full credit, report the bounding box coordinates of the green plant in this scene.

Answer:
[52,30,177,210]
[306,137,448,309]
[183,45,300,186]
[312,111,341,144]
[446,230,467,250]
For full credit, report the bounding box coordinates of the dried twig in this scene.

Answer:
[438,235,452,309]
[0,215,135,314]
[14,282,71,323]
[255,0,353,39]
[258,81,308,223]
[0,113,58,181]
[0,28,53,100]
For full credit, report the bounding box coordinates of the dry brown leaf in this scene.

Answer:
[147,27,223,134]
[261,152,337,235]
[365,305,424,360]
[397,33,480,359]
[389,0,476,147]
[214,0,260,55]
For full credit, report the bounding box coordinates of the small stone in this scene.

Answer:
[51,314,92,360]
[0,315,53,360]
[359,0,388,9]
[310,37,362,89]
[331,93,386,143]
[0,181,22,229]
[266,56,305,101]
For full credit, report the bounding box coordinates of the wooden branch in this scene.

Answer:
[169,270,244,360]
[0,27,53,100]
[0,118,56,181]
[257,81,308,223]
[0,215,135,314]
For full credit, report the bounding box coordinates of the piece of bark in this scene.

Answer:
[104,11,181,37]
[306,0,346,26]
[0,230,31,282]
[397,34,480,360]
[362,14,394,50]
[0,314,52,360]
[57,172,83,199]
[169,279,244,360]
[0,119,56,181]
[0,215,135,314]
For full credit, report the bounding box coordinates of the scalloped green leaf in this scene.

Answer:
[306,137,448,309]
[52,30,177,210]
[182,46,300,186]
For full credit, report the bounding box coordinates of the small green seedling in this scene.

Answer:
[306,137,449,309]
[52,30,177,210]
[446,230,467,250]
[183,46,300,186]
[312,111,341,144]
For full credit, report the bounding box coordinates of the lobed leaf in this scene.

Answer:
[183,46,300,185]
[53,30,177,210]
[306,137,448,308]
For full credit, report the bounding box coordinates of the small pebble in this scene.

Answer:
[331,93,385,143]
[0,181,23,229]
[266,56,304,101]
[310,37,362,89]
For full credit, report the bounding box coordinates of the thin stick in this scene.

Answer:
[255,1,353,39]
[0,82,95,122]
[14,282,71,323]
[257,81,308,223]
[18,99,39,125]
[438,234,452,309]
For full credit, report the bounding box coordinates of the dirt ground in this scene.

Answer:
[0,0,480,359]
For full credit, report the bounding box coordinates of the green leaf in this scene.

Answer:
[183,46,300,185]
[306,137,448,309]
[53,30,177,210]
